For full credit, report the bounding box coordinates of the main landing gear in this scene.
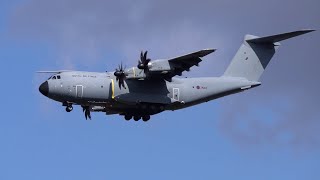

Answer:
[134,116,140,121]
[124,115,150,122]
[124,115,132,121]
[142,115,150,122]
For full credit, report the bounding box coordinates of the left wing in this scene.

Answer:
[125,49,215,81]
[167,49,215,77]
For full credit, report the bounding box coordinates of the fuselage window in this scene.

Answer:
[57,75,61,79]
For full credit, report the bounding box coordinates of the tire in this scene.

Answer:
[133,116,140,121]
[66,106,73,112]
[124,115,132,121]
[142,115,150,122]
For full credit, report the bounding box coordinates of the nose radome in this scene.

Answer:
[39,81,49,96]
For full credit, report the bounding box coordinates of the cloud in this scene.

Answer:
[8,0,320,149]
[218,91,320,150]
[8,0,239,69]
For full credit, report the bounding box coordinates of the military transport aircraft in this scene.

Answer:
[38,29,314,121]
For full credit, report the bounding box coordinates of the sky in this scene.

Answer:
[0,0,320,179]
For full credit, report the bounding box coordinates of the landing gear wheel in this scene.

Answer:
[142,115,150,122]
[124,115,132,121]
[66,105,73,112]
[133,116,141,121]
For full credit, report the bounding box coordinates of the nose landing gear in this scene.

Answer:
[66,105,73,112]
[63,102,73,112]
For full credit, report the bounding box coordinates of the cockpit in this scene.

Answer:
[48,75,61,80]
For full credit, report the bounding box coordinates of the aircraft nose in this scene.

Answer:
[39,81,49,96]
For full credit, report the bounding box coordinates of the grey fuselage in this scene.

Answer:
[38,29,314,119]
[39,71,260,117]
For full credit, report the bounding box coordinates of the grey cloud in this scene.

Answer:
[218,91,320,149]
[8,0,320,149]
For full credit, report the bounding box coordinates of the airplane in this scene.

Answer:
[38,29,314,121]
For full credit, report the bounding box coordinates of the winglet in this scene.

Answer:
[246,29,315,44]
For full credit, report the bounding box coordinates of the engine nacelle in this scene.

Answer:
[147,59,171,72]
[125,59,174,80]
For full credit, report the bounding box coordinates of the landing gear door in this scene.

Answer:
[76,85,83,98]
[173,88,179,101]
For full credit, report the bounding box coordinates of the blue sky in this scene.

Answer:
[1,0,320,179]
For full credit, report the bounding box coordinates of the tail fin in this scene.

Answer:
[223,29,314,81]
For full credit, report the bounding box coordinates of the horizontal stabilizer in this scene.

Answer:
[246,29,315,44]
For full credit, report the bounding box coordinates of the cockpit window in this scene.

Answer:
[48,75,61,80]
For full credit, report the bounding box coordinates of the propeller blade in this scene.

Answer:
[140,51,143,62]
[114,62,127,89]
[143,51,148,62]
[118,79,122,89]
[137,50,151,71]
[119,76,126,89]
[121,79,126,89]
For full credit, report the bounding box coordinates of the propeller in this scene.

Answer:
[137,51,151,73]
[82,106,91,120]
[114,63,126,89]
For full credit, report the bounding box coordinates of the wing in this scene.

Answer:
[123,49,216,81]
[167,49,215,77]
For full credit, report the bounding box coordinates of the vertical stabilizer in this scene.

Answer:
[223,30,314,81]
